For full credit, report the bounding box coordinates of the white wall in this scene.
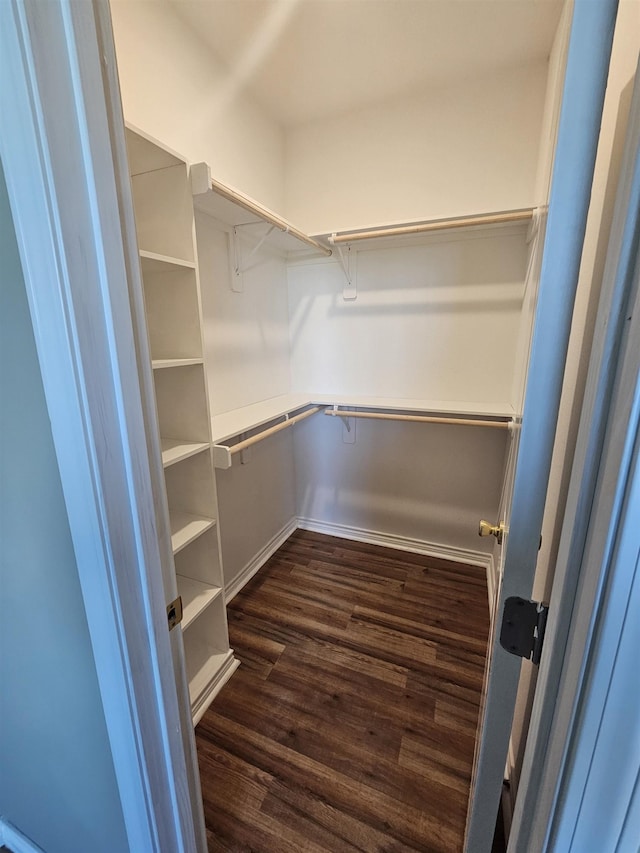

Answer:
[196,213,292,414]
[110,0,285,211]
[295,414,508,559]
[115,3,551,583]
[0,164,129,853]
[216,431,297,591]
[284,62,548,235]
[196,211,297,589]
[289,228,528,556]
[288,229,528,405]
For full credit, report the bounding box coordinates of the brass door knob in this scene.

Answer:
[479,520,505,545]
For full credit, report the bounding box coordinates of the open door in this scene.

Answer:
[464,2,619,849]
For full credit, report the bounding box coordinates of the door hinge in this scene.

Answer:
[167,595,183,631]
[500,597,549,665]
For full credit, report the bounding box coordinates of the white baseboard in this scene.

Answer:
[224,516,494,611]
[190,651,240,726]
[225,517,298,602]
[297,517,493,571]
[0,819,45,853]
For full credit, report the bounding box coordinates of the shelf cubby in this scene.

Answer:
[183,597,238,725]
[130,161,195,263]
[174,525,223,588]
[176,575,223,630]
[141,264,203,362]
[170,512,216,555]
[154,363,210,444]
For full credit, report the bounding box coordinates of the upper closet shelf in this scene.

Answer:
[190,162,332,258]
[213,394,515,444]
[311,394,515,419]
[322,208,535,246]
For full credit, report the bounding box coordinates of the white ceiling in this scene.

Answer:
[169,0,564,127]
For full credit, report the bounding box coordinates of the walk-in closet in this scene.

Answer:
[112,0,568,848]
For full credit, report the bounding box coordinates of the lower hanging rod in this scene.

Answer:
[325,409,510,429]
[229,406,323,456]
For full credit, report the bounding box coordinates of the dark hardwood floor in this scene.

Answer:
[196,530,491,852]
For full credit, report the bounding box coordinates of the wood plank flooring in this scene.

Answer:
[196,530,490,852]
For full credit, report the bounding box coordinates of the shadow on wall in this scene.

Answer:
[294,415,508,556]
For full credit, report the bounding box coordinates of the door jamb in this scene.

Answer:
[510,54,640,851]
[0,1,202,849]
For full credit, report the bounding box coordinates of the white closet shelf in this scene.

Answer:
[170,511,216,555]
[311,395,516,419]
[212,393,514,444]
[139,250,196,274]
[211,394,514,469]
[125,123,185,176]
[152,357,203,370]
[211,394,316,444]
[161,438,210,468]
[176,575,223,630]
[191,162,332,258]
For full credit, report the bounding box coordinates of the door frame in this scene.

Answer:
[1,0,629,850]
[0,1,203,850]
[464,1,619,849]
[510,54,640,851]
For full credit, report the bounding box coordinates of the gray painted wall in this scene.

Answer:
[0,162,129,852]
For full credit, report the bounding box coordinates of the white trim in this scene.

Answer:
[190,651,240,726]
[465,3,618,848]
[511,53,640,852]
[0,819,45,853]
[0,2,199,850]
[225,517,299,601]
[297,517,492,571]
[225,517,492,604]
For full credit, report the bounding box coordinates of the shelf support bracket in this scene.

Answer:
[228,223,277,292]
[236,224,276,275]
[228,228,243,293]
[329,235,357,300]
[332,405,352,433]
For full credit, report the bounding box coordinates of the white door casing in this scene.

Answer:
[464,2,619,849]
[511,52,640,851]
[0,0,204,849]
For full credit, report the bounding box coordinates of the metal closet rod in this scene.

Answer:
[209,177,333,257]
[328,208,535,245]
[325,409,511,429]
[228,406,323,456]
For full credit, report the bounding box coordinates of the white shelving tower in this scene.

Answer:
[126,126,238,725]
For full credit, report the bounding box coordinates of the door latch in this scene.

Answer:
[167,596,183,631]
